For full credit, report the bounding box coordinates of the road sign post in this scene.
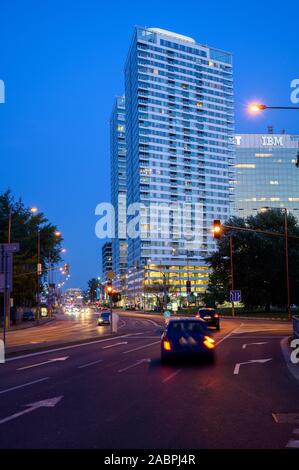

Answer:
[230,290,242,303]
[0,243,20,343]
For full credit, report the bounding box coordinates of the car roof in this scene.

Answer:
[168,317,206,323]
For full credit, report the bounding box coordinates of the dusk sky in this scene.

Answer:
[0,0,298,288]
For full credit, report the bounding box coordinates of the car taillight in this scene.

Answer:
[163,340,171,351]
[203,336,215,349]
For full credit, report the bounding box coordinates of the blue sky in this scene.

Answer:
[0,0,298,288]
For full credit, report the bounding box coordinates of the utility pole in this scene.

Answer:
[284,209,291,320]
[230,235,235,317]
[37,230,41,324]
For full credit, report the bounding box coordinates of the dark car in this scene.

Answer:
[22,311,35,321]
[196,308,220,330]
[161,318,215,363]
[98,311,111,325]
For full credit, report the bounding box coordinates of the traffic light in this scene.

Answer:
[106,280,113,296]
[212,219,222,239]
[186,280,191,293]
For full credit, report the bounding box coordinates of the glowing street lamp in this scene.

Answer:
[30,207,38,214]
[248,102,299,114]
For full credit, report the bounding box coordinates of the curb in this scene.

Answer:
[5,332,122,359]
[280,336,299,384]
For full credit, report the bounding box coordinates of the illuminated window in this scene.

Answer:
[117,125,125,132]
[270,198,280,202]
[289,198,299,201]
[153,69,159,75]
[235,164,256,169]
[208,61,214,67]
[255,153,273,157]
[270,181,279,185]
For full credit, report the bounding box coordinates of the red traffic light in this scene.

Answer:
[213,220,222,239]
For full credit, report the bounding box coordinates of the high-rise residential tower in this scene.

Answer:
[110,96,128,296]
[124,27,234,307]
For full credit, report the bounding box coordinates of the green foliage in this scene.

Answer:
[205,209,299,310]
[0,190,62,307]
[86,278,100,302]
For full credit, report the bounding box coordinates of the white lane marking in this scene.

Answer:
[143,319,162,327]
[118,358,151,373]
[6,334,131,362]
[17,356,69,371]
[118,320,126,329]
[78,359,104,369]
[216,327,240,346]
[234,358,272,375]
[123,341,160,355]
[163,369,181,384]
[0,377,49,395]
[286,439,299,448]
[0,396,63,426]
[102,341,128,350]
[242,342,268,349]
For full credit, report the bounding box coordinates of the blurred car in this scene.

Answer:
[161,318,215,363]
[196,308,220,330]
[98,311,111,325]
[22,311,35,321]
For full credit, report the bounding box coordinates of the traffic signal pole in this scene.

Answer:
[230,235,235,317]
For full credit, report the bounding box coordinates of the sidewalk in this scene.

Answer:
[0,316,55,333]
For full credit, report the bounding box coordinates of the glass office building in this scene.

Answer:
[101,242,112,280]
[234,133,299,217]
[124,27,235,306]
[110,96,128,296]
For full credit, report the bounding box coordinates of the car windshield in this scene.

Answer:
[168,321,207,335]
[199,309,215,315]
[101,312,110,318]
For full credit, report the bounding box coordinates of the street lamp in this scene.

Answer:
[248,102,299,114]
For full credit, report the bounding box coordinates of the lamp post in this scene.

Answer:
[248,103,299,114]
[230,235,235,317]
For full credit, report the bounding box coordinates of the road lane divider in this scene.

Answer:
[17,356,69,371]
[162,369,181,384]
[118,358,151,373]
[123,341,160,355]
[242,342,268,349]
[102,342,128,349]
[0,377,49,395]
[78,359,104,369]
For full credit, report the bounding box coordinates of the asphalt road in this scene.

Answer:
[0,315,298,449]
[4,310,155,354]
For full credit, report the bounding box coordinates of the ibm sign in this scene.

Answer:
[235,135,285,147]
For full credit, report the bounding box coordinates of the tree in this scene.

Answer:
[205,209,299,311]
[0,190,63,307]
[86,278,100,303]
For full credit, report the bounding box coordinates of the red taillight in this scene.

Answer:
[163,340,171,351]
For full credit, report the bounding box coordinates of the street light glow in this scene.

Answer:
[30,207,38,214]
[248,103,266,114]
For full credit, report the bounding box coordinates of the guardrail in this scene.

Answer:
[293,315,299,339]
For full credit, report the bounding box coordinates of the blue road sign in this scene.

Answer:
[230,290,242,302]
[163,310,171,319]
